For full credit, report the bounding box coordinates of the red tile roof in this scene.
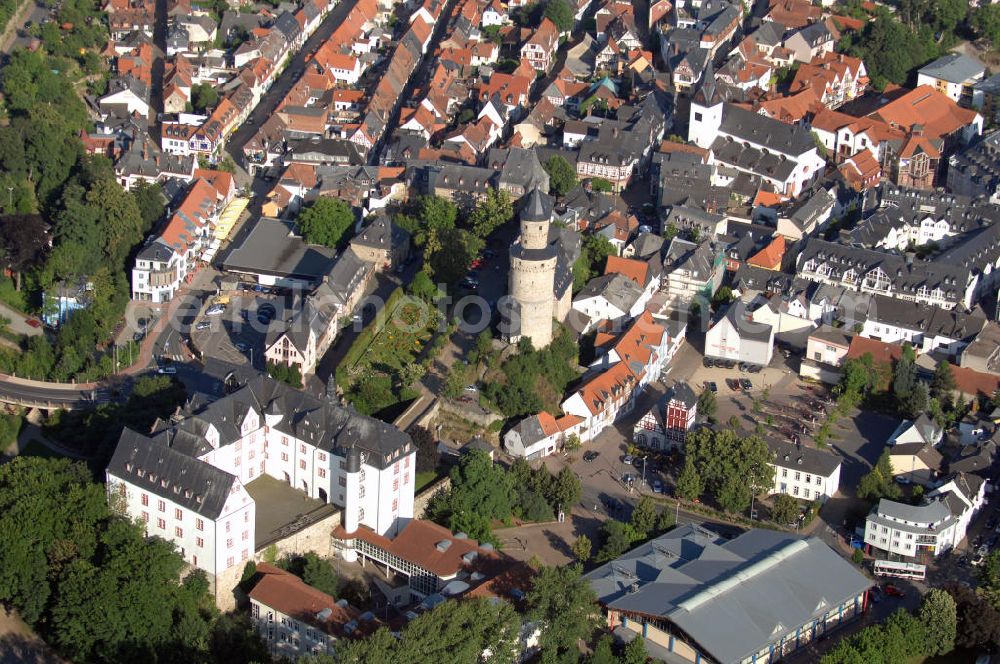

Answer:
[605,255,649,286]
[248,564,360,637]
[747,235,785,270]
[847,336,903,364]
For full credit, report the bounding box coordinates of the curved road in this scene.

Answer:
[0,374,113,409]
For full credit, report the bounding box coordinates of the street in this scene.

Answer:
[225,0,363,171]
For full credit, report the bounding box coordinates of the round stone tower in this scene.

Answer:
[508,188,557,348]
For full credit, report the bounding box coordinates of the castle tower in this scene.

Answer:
[508,188,558,349]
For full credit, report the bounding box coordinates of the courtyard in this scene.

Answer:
[245,474,336,549]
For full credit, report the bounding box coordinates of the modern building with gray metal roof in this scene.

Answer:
[584,524,872,664]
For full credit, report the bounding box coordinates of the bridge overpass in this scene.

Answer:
[0,374,115,411]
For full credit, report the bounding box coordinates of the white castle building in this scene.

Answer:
[106,374,415,604]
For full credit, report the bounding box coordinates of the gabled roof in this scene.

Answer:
[108,428,236,519]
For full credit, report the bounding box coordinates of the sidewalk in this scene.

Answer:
[0,301,41,338]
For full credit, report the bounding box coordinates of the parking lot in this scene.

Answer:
[189,290,293,368]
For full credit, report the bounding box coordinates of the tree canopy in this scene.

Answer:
[543,0,575,32]
[572,234,616,292]
[526,564,600,664]
[297,197,355,249]
[543,156,578,197]
[683,428,774,513]
[0,457,264,663]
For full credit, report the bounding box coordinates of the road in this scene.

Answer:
[0,1,49,53]
[225,0,362,170]
[0,374,112,409]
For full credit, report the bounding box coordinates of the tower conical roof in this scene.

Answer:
[521,187,553,222]
[693,58,721,106]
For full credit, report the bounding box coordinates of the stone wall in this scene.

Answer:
[209,508,343,612]
[413,476,451,519]
[438,399,502,429]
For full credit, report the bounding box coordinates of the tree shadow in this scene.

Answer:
[0,634,65,664]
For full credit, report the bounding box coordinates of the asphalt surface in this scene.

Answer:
[2,2,50,52]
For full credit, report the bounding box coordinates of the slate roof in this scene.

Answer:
[767,437,841,477]
[575,273,645,313]
[109,428,237,519]
[719,103,815,157]
[584,525,871,664]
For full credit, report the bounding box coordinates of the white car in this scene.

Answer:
[206,304,226,316]
[157,366,177,375]
[652,479,663,494]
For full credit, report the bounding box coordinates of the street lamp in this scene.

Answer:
[6,186,12,209]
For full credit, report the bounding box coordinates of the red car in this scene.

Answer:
[25,319,41,328]
[470,258,484,269]
[883,584,905,598]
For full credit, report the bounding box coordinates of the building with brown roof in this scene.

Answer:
[249,563,368,661]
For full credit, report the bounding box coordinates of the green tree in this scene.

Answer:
[590,178,613,193]
[621,637,648,664]
[302,552,339,597]
[684,429,774,513]
[297,197,355,249]
[630,496,657,538]
[573,234,617,291]
[543,0,574,32]
[588,635,618,664]
[919,588,957,656]
[697,388,717,423]
[551,466,582,513]
[571,534,592,562]
[771,494,800,525]
[190,82,219,113]
[931,360,956,400]
[857,448,902,502]
[526,565,599,664]
[131,181,165,228]
[596,520,637,562]
[428,450,512,544]
[973,3,1000,47]
[468,188,513,239]
[675,457,703,502]
[947,582,1000,651]
[408,269,440,301]
[544,155,578,197]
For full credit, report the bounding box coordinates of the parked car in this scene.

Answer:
[195,320,211,331]
[157,366,177,375]
[894,475,912,485]
[884,584,905,598]
[602,496,622,511]
[748,364,762,374]
[651,479,663,494]
[702,357,714,368]
[739,378,753,390]
[235,342,249,352]
[583,451,599,462]
[722,360,736,369]
[465,385,478,392]
[623,454,634,466]
[26,318,41,328]
[705,381,718,392]
[622,473,635,486]
[206,304,226,316]
[726,378,741,391]
[738,362,749,372]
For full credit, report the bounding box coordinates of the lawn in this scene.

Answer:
[339,291,442,416]
[414,470,438,493]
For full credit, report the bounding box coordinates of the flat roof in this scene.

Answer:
[220,216,337,282]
